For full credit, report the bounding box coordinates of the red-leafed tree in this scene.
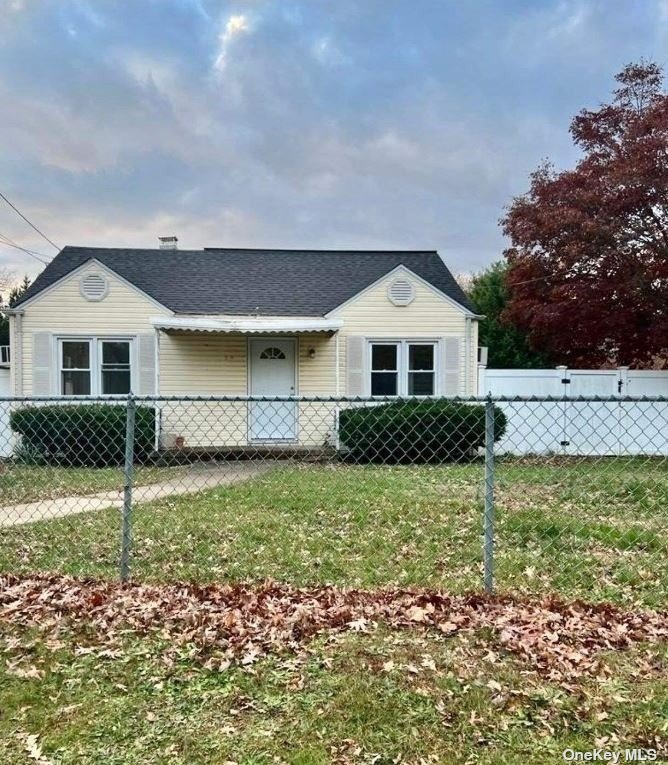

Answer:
[502,61,668,368]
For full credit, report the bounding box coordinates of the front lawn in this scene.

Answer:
[3,628,665,764]
[0,575,665,764]
[0,458,665,606]
[0,464,180,505]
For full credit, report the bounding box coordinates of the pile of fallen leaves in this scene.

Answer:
[1,574,665,684]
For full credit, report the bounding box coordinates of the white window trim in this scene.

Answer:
[59,339,92,396]
[367,339,440,397]
[56,336,136,396]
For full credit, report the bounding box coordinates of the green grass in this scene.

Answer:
[0,464,180,504]
[494,457,668,605]
[0,457,665,606]
[2,457,664,763]
[0,622,665,764]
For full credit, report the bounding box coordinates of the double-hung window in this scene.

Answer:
[59,338,133,395]
[370,344,399,396]
[61,340,92,395]
[408,344,435,395]
[369,341,437,396]
[100,340,132,393]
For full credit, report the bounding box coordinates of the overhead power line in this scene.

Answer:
[0,234,50,265]
[0,231,50,265]
[509,273,557,288]
[0,190,60,250]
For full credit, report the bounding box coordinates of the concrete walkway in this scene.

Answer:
[0,462,270,528]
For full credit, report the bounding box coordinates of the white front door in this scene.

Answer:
[249,338,297,440]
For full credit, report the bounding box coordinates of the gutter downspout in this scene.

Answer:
[464,317,472,395]
[15,313,22,395]
[334,332,341,450]
[335,332,341,396]
[5,309,24,396]
[154,326,161,452]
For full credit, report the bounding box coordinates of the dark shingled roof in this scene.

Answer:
[15,247,475,315]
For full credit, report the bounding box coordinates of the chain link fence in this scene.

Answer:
[0,394,665,607]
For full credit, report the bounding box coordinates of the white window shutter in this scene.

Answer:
[442,337,461,396]
[32,332,53,395]
[137,334,156,395]
[346,336,367,396]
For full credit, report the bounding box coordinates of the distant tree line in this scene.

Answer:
[0,275,31,346]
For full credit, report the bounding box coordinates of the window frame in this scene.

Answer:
[367,339,440,397]
[98,339,133,395]
[56,336,136,396]
[407,343,436,396]
[370,342,400,397]
[259,346,288,360]
[60,339,92,396]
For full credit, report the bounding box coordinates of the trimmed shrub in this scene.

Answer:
[338,399,507,463]
[10,404,156,467]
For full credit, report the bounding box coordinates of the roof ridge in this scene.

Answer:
[62,246,438,254]
[202,248,437,253]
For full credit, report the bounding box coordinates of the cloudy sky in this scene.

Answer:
[1,0,667,283]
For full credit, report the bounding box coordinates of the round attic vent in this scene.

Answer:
[387,278,415,306]
[80,272,109,302]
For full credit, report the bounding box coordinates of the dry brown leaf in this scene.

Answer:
[0,574,665,690]
[6,662,43,680]
[19,733,53,765]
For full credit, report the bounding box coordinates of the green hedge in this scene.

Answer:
[10,404,156,467]
[338,399,507,463]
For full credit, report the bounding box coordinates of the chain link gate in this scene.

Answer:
[0,394,665,607]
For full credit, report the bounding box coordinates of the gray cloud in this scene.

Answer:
[1,0,666,285]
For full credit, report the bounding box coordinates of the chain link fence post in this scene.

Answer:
[483,394,495,593]
[119,393,136,582]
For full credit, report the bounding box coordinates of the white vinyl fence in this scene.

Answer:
[0,367,12,457]
[478,366,668,456]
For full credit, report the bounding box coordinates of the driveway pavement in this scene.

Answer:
[0,461,270,528]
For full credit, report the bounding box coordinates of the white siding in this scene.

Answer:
[160,333,246,395]
[158,333,339,448]
[469,320,478,395]
[15,262,477,448]
[297,334,338,394]
[332,271,475,395]
[18,262,170,396]
[298,335,339,446]
[159,333,245,447]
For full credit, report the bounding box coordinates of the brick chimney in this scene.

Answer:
[158,236,178,250]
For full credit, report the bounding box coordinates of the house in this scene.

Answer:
[8,245,480,448]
